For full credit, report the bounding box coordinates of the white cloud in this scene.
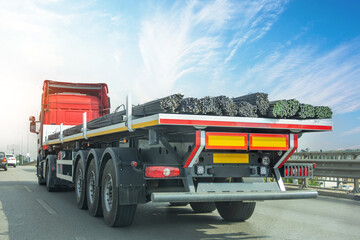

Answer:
[0,0,127,156]
[224,0,287,63]
[237,39,360,114]
[134,0,288,101]
[343,126,360,136]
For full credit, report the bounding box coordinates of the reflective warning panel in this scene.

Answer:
[213,153,249,164]
[205,132,247,150]
[249,134,289,151]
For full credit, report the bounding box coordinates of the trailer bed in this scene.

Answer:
[46,113,332,145]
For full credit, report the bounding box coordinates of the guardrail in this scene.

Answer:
[286,159,360,193]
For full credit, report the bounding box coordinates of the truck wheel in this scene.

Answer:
[38,176,46,185]
[45,162,56,192]
[190,202,216,213]
[216,201,256,221]
[101,160,137,227]
[86,159,103,217]
[37,156,45,185]
[75,161,87,209]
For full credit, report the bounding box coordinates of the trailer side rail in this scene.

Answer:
[46,113,332,145]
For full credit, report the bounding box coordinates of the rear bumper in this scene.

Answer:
[151,190,318,203]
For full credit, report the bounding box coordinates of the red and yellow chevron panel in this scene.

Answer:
[205,132,247,150]
[249,134,289,151]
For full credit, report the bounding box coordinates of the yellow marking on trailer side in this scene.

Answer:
[86,127,128,138]
[48,120,158,145]
[63,136,84,143]
[213,153,249,164]
[132,120,159,129]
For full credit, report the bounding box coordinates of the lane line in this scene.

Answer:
[0,201,10,240]
[75,237,87,240]
[24,186,32,193]
[36,199,57,216]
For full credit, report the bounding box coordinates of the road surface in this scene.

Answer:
[1,166,360,240]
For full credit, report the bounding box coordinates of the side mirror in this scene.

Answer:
[30,121,37,134]
[29,116,39,134]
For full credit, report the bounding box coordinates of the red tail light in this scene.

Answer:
[145,166,180,178]
[2,158,6,163]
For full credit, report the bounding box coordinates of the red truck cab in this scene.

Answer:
[30,80,110,154]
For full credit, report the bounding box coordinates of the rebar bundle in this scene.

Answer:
[177,98,202,114]
[199,96,222,115]
[159,94,184,112]
[216,96,238,116]
[128,94,183,117]
[315,106,333,119]
[267,100,289,118]
[286,99,300,117]
[295,104,315,119]
[48,92,334,141]
[233,92,269,116]
[237,101,258,118]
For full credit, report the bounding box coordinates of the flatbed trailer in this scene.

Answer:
[30,81,332,227]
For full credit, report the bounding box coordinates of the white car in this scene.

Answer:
[6,154,16,167]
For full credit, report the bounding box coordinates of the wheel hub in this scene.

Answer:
[88,171,96,204]
[104,173,113,212]
[76,168,83,198]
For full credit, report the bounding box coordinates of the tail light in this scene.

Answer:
[2,158,6,163]
[145,166,180,178]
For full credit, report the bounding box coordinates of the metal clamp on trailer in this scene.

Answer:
[82,112,88,140]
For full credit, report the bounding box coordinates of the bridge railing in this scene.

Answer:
[285,159,360,193]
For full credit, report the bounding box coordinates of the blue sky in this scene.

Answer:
[0,0,359,156]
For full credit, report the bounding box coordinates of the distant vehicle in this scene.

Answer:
[6,154,16,167]
[0,152,7,171]
[341,185,352,190]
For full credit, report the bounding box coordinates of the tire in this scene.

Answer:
[37,156,45,185]
[38,176,46,185]
[101,160,137,227]
[190,202,216,213]
[45,162,56,192]
[169,202,188,207]
[216,201,256,221]
[4,165,7,171]
[75,161,87,209]
[86,159,103,217]
[14,165,16,168]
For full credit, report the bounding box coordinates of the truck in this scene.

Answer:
[29,80,332,227]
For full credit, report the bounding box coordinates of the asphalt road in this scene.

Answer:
[1,166,360,240]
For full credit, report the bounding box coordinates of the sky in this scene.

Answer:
[0,0,359,158]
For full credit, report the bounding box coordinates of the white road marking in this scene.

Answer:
[75,237,87,240]
[24,186,32,193]
[36,199,57,216]
[0,201,10,240]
